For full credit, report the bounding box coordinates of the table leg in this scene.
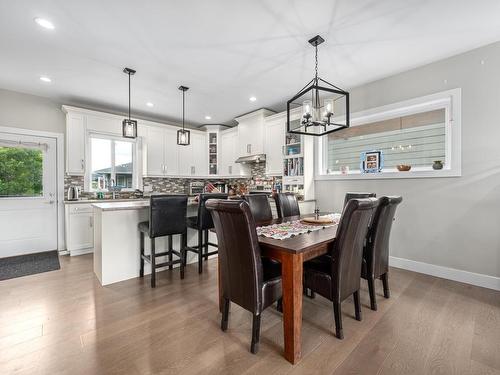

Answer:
[281,252,303,364]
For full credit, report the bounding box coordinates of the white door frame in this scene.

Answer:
[0,126,65,252]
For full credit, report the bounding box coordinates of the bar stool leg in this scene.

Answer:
[180,232,186,280]
[204,229,209,260]
[198,229,203,274]
[168,235,173,270]
[151,238,156,288]
[139,232,144,278]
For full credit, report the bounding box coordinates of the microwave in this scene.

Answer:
[189,182,205,195]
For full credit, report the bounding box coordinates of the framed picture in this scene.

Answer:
[360,150,383,173]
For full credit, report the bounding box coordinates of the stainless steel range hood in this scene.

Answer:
[235,154,266,164]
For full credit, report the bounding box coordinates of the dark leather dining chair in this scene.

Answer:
[362,196,402,310]
[186,193,228,274]
[343,192,376,209]
[206,199,282,354]
[303,198,378,339]
[138,195,188,288]
[273,192,300,219]
[243,194,273,224]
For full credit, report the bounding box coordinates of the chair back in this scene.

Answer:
[273,192,300,219]
[243,194,273,224]
[206,199,263,314]
[332,198,378,301]
[343,192,376,209]
[196,193,228,229]
[365,196,402,278]
[149,195,188,238]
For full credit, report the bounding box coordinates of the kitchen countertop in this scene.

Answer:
[64,198,149,204]
[92,199,199,211]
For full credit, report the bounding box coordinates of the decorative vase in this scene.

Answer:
[397,164,411,172]
[432,160,444,170]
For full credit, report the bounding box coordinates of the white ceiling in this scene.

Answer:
[1,0,500,127]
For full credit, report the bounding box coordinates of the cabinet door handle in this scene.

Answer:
[90,216,93,228]
[228,165,232,175]
[81,159,85,170]
[191,166,195,175]
[164,164,167,174]
[247,144,251,154]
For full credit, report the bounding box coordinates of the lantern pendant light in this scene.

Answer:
[287,35,350,136]
[177,85,191,146]
[122,67,137,138]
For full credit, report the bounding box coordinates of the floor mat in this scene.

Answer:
[0,250,60,281]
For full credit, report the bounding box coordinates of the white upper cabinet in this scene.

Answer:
[264,116,285,176]
[235,109,275,157]
[163,127,179,176]
[143,125,165,176]
[178,131,207,176]
[65,111,86,175]
[220,128,237,176]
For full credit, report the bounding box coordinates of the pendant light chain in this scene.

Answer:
[182,89,185,130]
[314,44,319,84]
[128,71,131,120]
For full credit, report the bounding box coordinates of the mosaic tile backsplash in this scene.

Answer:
[65,162,280,199]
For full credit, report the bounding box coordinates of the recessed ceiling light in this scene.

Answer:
[205,115,212,120]
[40,76,52,83]
[249,96,257,102]
[34,18,55,30]
[146,102,154,107]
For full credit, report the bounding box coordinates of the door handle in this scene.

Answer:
[45,200,55,205]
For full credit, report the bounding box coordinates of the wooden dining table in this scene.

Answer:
[217,214,339,364]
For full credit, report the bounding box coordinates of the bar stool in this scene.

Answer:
[138,194,188,288]
[186,193,228,274]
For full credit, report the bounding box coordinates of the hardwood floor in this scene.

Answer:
[0,254,499,375]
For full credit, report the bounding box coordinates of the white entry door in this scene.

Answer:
[0,131,58,257]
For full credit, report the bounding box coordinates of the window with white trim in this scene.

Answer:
[88,135,138,191]
[318,89,461,179]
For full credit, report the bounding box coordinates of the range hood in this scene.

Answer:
[235,154,266,164]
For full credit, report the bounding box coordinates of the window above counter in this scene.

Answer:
[316,88,461,180]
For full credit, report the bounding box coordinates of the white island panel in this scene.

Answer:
[93,200,216,286]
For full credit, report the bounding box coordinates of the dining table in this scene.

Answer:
[218,214,339,364]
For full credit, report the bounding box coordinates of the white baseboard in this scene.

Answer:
[70,248,94,257]
[389,256,500,291]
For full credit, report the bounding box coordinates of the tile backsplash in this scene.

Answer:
[64,162,280,199]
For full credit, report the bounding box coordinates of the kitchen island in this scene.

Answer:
[92,199,214,285]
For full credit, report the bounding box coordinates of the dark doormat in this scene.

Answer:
[0,250,60,281]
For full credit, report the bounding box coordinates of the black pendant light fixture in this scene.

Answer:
[177,85,191,146]
[287,35,350,136]
[122,67,137,138]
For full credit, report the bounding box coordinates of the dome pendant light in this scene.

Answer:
[122,67,137,139]
[287,35,350,136]
[177,85,191,146]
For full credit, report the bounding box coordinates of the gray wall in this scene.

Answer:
[0,88,65,134]
[316,41,500,278]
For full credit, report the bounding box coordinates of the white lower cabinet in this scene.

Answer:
[65,204,94,256]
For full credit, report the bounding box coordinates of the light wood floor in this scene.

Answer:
[1,255,499,375]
